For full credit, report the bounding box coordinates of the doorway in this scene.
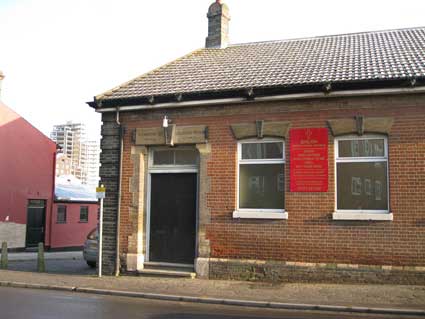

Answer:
[149,173,197,264]
[147,147,199,265]
[26,199,46,248]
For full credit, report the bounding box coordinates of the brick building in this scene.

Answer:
[89,2,425,282]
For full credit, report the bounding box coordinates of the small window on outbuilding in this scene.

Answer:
[80,206,89,223]
[57,205,67,224]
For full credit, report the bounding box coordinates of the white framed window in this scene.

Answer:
[333,135,392,221]
[233,139,287,219]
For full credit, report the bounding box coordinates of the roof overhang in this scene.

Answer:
[88,77,425,112]
[54,199,99,204]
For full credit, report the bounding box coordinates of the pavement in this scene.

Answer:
[0,268,424,316]
[7,258,96,275]
[7,251,82,261]
[1,286,421,319]
[1,251,424,316]
[6,251,96,275]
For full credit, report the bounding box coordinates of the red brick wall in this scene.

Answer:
[117,93,425,267]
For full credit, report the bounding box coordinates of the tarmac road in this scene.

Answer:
[0,286,422,319]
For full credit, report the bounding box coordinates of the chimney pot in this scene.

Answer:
[205,1,230,49]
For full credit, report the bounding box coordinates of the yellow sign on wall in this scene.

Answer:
[96,186,106,199]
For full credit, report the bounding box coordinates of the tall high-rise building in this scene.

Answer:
[84,140,101,188]
[50,122,99,188]
[50,124,74,159]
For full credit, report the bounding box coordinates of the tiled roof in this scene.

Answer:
[97,27,425,102]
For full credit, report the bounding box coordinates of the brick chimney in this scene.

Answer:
[206,0,230,49]
[0,71,4,99]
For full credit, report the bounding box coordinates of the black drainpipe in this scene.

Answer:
[115,108,124,276]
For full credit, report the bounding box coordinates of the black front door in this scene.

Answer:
[26,200,46,248]
[149,173,197,264]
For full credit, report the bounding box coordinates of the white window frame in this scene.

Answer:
[333,134,392,221]
[233,138,288,220]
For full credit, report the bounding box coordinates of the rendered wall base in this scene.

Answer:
[0,222,26,249]
[126,253,145,272]
[207,258,425,285]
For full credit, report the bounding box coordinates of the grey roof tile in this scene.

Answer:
[98,27,425,101]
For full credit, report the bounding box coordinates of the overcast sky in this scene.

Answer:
[1,0,424,140]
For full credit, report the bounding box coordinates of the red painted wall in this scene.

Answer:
[0,102,56,247]
[50,202,98,248]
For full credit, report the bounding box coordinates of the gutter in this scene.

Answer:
[94,86,425,113]
[53,200,99,205]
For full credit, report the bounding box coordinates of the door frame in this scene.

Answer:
[25,199,47,248]
[146,147,199,266]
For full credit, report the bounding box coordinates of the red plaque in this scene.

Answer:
[290,128,328,192]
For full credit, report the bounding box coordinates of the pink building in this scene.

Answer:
[0,101,56,249]
[50,202,98,249]
[0,100,98,250]
[51,175,98,249]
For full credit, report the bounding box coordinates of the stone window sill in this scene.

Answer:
[332,212,393,221]
[233,210,288,220]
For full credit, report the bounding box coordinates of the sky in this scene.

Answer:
[1,0,424,140]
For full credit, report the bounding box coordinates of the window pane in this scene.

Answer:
[242,142,283,160]
[175,149,198,165]
[337,162,388,210]
[80,206,88,222]
[57,206,67,223]
[239,164,284,209]
[338,139,385,157]
[153,149,198,165]
[153,150,174,165]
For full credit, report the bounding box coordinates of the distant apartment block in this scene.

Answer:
[56,153,72,176]
[84,140,101,188]
[51,122,100,189]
